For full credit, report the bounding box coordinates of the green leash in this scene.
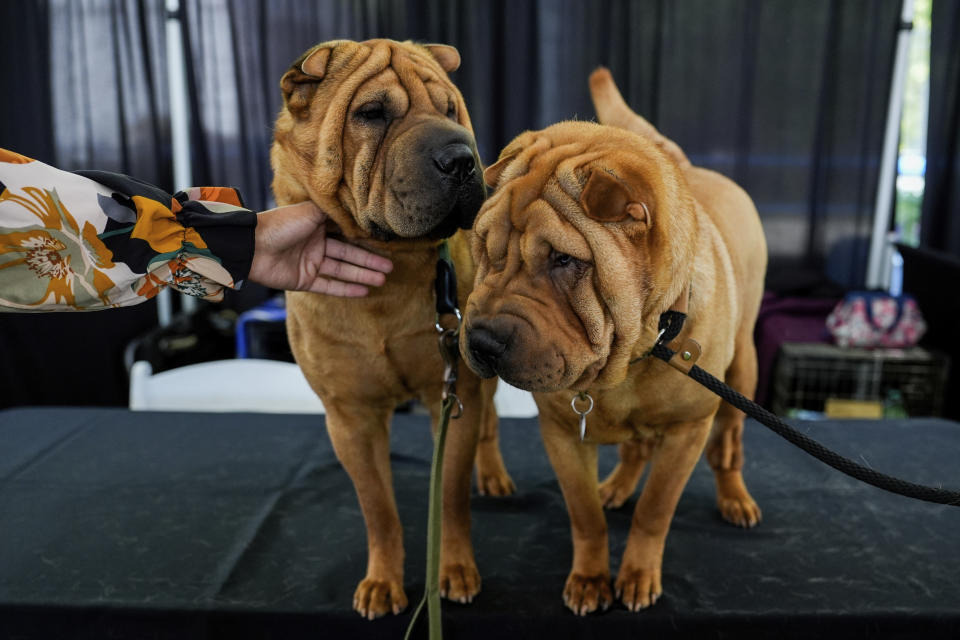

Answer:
[405,241,462,640]
[404,393,457,640]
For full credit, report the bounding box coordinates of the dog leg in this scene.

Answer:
[539,416,613,615]
[324,404,408,619]
[706,335,762,528]
[617,416,712,611]
[474,379,516,496]
[598,439,654,509]
[426,385,483,604]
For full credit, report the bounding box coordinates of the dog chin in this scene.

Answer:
[424,213,462,239]
[368,215,458,242]
[491,365,569,395]
[368,221,400,242]
[464,357,496,380]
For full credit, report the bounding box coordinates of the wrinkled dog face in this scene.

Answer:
[275,39,485,240]
[461,121,693,392]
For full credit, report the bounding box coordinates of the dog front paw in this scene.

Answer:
[476,467,516,496]
[440,562,481,604]
[615,567,662,612]
[353,577,408,620]
[475,445,516,496]
[715,470,762,528]
[718,494,762,528]
[562,572,613,615]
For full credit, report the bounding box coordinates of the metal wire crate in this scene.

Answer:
[770,343,950,417]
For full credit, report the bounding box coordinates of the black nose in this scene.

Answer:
[434,143,476,183]
[467,326,507,370]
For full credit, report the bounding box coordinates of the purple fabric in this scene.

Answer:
[753,293,840,407]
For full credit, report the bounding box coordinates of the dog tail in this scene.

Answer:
[588,67,691,169]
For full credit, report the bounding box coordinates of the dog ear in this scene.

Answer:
[301,44,335,78]
[280,41,348,118]
[423,44,461,73]
[483,138,527,187]
[483,153,516,188]
[580,169,651,228]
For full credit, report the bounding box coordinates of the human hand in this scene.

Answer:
[248,201,393,296]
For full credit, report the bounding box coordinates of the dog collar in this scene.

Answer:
[629,283,691,365]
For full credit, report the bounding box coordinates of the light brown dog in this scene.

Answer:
[461,69,766,614]
[271,39,514,619]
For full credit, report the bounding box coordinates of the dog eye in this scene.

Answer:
[355,103,386,122]
[446,100,456,120]
[550,250,575,269]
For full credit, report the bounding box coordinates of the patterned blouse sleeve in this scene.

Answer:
[0,148,257,312]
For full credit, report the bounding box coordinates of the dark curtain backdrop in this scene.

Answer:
[0,1,54,163]
[182,0,900,292]
[921,0,960,257]
[48,0,171,186]
[0,0,168,409]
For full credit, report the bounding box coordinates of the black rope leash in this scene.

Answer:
[649,340,960,507]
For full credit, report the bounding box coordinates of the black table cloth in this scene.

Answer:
[1,407,958,639]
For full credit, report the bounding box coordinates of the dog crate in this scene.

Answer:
[770,342,950,418]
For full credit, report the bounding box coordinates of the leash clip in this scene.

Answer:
[438,328,463,419]
[435,308,462,334]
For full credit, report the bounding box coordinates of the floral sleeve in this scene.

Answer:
[0,148,257,312]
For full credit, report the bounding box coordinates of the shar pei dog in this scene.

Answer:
[461,69,766,614]
[271,39,514,619]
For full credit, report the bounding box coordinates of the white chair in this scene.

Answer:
[493,381,539,417]
[129,359,326,413]
[130,358,536,417]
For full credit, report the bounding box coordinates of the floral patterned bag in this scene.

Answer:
[826,292,927,348]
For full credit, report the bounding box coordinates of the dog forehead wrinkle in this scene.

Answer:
[314,45,392,190]
[501,232,525,277]
[538,218,592,262]
[516,198,588,263]
[516,197,550,232]
[522,141,583,182]
[555,150,608,200]
[398,47,473,131]
[542,179,587,227]
[390,48,447,109]
[324,41,370,78]
[500,135,552,184]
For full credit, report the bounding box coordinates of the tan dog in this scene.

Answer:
[271,39,514,619]
[461,69,766,614]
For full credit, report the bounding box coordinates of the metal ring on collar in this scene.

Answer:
[570,392,594,416]
[435,308,462,334]
[445,393,464,419]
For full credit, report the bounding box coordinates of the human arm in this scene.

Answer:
[0,148,391,311]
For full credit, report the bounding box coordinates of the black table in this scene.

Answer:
[1,407,958,639]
